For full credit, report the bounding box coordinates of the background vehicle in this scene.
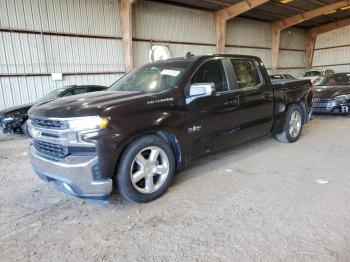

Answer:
[300,69,335,84]
[0,85,106,134]
[312,73,350,114]
[269,74,296,84]
[27,55,313,204]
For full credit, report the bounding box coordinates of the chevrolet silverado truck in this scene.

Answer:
[27,55,313,204]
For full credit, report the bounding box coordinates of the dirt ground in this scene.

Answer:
[0,115,350,262]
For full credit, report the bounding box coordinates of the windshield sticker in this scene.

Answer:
[160,69,181,77]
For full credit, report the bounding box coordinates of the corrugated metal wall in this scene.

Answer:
[226,19,306,76]
[133,1,307,76]
[1,0,308,110]
[312,25,350,72]
[0,0,124,110]
[133,1,216,67]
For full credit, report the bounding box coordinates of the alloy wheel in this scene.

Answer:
[130,146,170,194]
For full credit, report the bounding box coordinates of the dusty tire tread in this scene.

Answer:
[116,135,175,203]
[276,104,304,143]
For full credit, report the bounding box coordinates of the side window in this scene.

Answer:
[191,59,229,92]
[231,59,262,89]
[61,88,87,97]
[87,86,104,92]
[61,90,74,97]
[73,87,87,95]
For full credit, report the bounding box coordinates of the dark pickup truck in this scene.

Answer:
[28,55,313,204]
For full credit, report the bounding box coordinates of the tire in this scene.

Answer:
[21,120,29,137]
[276,104,304,143]
[116,135,175,203]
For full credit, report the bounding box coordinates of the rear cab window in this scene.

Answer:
[230,59,262,89]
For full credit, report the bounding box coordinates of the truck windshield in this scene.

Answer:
[109,61,191,93]
[304,71,321,77]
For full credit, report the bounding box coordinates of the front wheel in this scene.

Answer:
[276,104,304,143]
[116,135,175,203]
[21,120,29,136]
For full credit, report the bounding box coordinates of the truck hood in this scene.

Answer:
[0,103,33,116]
[28,90,148,118]
[312,85,350,99]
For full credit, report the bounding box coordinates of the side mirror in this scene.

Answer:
[186,83,216,104]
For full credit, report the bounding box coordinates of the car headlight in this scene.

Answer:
[334,94,350,104]
[66,116,108,130]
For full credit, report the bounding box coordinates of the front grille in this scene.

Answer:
[313,98,332,109]
[34,140,69,159]
[31,118,66,129]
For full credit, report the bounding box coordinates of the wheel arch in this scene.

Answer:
[112,129,185,181]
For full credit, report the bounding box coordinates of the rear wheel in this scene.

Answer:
[276,104,303,143]
[116,135,175,203]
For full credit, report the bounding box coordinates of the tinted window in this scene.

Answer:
[191,59,229,92]
[73,88,87,95]
[88,86,105,92]
[231,59,261,89]
[61,88,86,97]
[35,89,65,103]
[315,73,350,86]
[304,71,321,77]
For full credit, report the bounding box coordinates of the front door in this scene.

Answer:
[183,58,241,159]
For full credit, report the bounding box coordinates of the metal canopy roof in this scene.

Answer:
[151,0,350,28]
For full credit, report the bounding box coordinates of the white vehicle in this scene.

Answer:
[300,69,335,84]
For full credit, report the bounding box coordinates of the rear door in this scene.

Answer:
[227,58,275,143]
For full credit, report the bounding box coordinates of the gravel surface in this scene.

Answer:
[0,115,350,262]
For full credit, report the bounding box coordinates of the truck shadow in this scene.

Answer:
[171,117,320,187]
[108,115,337,207]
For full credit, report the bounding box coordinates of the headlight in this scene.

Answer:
[66,116,108,130]
[334,94,350,104]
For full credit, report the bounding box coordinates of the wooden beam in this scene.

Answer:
[216,0,269,21]
[120,0,137,73]
[309,17,350,35]
[271,0,350,74]
[274,0,350,30]
[216,16,226,53]
[306,17,350,69]
[271,25,281,74]
[306,30,318,70]
[215,0,269,53]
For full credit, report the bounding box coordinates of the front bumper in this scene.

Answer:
[312,99,349,114]
[30,144,113,199]
[0,118,14,133]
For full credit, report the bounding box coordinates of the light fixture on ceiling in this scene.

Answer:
[324,10,337,15]
[149,45,171,62]
[340,5,350,10]
[279,0,293,4]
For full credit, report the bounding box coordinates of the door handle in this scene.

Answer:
[224,98,239,109]
[224,100,235,106]
[262,93,271,100]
